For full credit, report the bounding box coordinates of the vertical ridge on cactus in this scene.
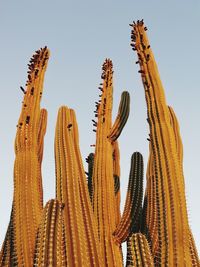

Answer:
[0,22,199,267]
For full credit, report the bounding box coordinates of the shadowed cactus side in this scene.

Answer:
[126,233,154,267]
[33,199,67,266]
[0,21,199,267]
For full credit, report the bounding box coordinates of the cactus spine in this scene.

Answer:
[0,21,199,267]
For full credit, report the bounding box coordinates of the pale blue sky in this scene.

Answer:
[0,0,199,256]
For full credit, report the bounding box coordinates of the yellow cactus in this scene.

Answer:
[0,47,50,267]
[0,21,199,267]
[33,199,67,266]
[130,20,199,266]
[54,106,102,267]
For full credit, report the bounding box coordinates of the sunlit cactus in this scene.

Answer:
[0,20,199,267]
[130,20,199,266]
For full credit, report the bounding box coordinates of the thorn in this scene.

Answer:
[147,45,151,49]
[35,69,39,77]
[20,86,26,94]
[138,70,145,74]
[26,116,30,124]
[142,44,146,49]
[67,123,72,129]
[147,138,150,142]
[30,87,34,95]
[90,144,95,147]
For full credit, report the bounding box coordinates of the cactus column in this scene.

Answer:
[130,20,199,266]
[91,59,130,266]
[0,47,50,266]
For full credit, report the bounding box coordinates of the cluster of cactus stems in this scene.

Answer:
[0,21,199,267]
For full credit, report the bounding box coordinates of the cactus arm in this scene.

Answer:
[37,108,47,164]
[108,91,130,142]
[112,141,121,226]
[168,106,183,166]
[33,199,67,266]
[126,233,154,267]
[92,59,123,266]
[131,20,198,265]
[37,108,48,208]
[144,141,159,254]
[54,106,102,267]
[113,152,143,244]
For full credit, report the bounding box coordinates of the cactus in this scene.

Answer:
[130,20,199,266]
[0,21,199,267]
[54,106,102,266]
[126,233,154,267]
[0,47,49,267]
[113,152,144,244]
[33,199,67,266]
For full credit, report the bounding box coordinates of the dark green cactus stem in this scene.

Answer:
[113,152,144,243]
[108,91,130,142]
[86,153,95,202]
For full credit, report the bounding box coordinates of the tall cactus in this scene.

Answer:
[0,21,199,267]
[0,47,49,267]
[91,59,130,266]
[130,20,199,266]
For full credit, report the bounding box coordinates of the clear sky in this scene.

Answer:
[0,0,199,256]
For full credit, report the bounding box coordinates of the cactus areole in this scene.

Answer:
[0,21,199,267]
